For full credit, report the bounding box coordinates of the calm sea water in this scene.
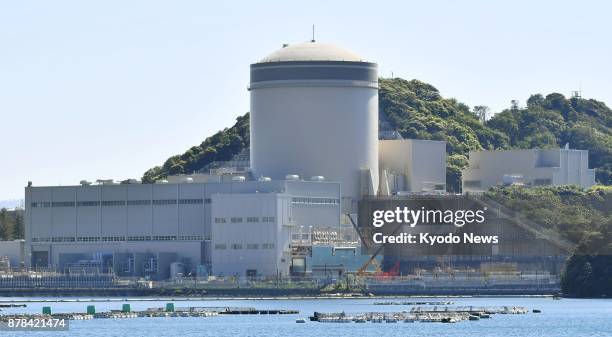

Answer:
[0,297,611,337]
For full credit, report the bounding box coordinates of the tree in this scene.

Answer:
[526,94,545,107]
[473,105,491,123]
[0,208,13,240]
[12,211,24,240]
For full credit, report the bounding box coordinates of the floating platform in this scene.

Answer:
[374,301,454,306]
[310,306,529,324]
[0,305,298,322]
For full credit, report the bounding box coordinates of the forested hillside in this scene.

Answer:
[142,77,612,191]
[484,185,611,297]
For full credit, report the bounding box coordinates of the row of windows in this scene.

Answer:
[34,196,341,208]
[33,196,341,208]
[31,197,340,207]
[31,235,208,243]
[102,200,125,206]
[291,197,340,205]
[53,201,75,207]
[215,216,276,223]
[31,199,212,208]
[214,243,275,250]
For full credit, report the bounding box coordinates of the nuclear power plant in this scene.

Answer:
[250,42,380,207]
[22,40,445,279]
[21,40,582,282]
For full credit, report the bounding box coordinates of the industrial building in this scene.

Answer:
[462,148,596,193]
[25,177,341,278]
[379,139,446,194]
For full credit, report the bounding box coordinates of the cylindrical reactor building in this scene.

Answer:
[249,42,379,207]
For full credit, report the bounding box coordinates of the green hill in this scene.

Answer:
[142,77,612,190]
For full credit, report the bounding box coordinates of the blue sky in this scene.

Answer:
[0,0,610,200]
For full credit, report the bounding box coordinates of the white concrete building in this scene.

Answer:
[462,148,596,193]
[210,193,292,277]
[24,177,341,278]
[249,41,379,211]
[379,139,447,194]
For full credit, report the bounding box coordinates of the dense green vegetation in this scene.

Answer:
[0,208,24,240]
[485,185,611,244]
[142,113,249,183]
[485,185,611,297]
[143,77,611,190]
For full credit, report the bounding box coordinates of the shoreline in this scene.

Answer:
[0,294,558,302]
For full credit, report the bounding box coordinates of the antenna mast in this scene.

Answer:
[311,24,315,42]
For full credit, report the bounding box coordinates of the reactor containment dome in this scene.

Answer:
[249,41,379,210]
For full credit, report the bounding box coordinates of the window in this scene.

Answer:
[246,217,259,223]
[31,202,51,208]
[230,217,243,223]
[214,217,226,223]
[101,236,126,242]
[464,180,481,188]
[533,178,552,186]
[178,235,207,241]
[101,200,125,206]
[262,216,275,222]
[52,201,75,207]
[246,244,259,249]
[127,236,151,241]
[51,237,75,242]
[291,197,340,205]
[152,236,177,241]
[231,243,243,250]
[77,201,100,207]
[77,236,100,242]
[262,243,275,249]
[127,200,151,206]
[153,199,177,205]
[204,198,212,204]
[31,237,51,243]
[215,244,226,250]
[179,198,203,205]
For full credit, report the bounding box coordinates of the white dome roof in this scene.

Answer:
[259,42,364,63]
